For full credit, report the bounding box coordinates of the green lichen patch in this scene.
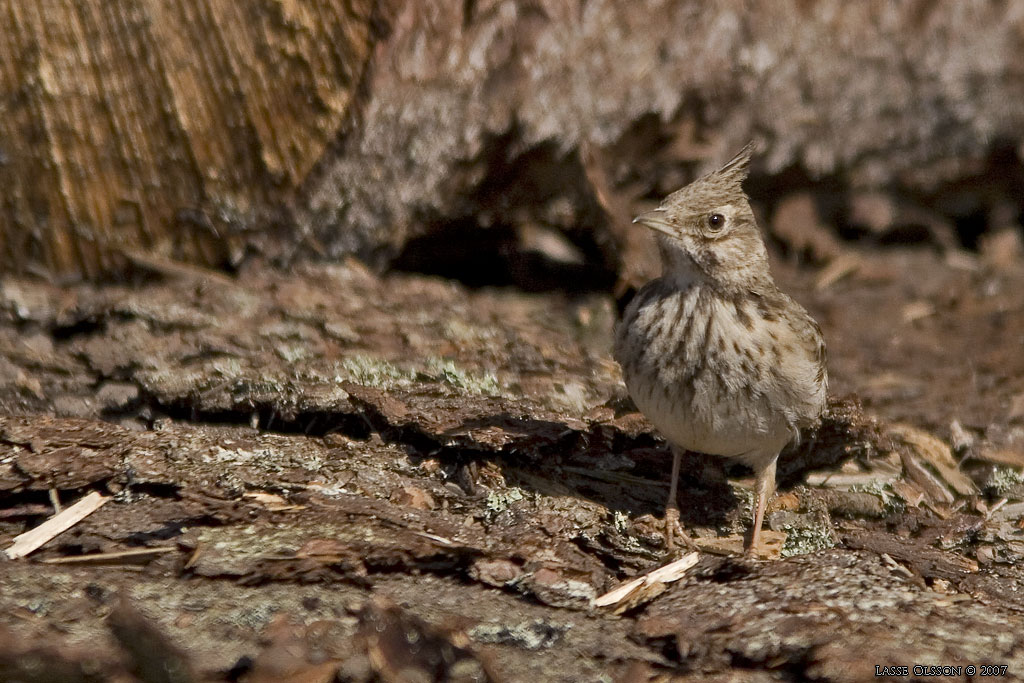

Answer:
[849,480,906,515]
[774,511,836,557]
[486,486,526,513]
[336,356,414,389]
[421,357,501,396]
[985,465,1024,497]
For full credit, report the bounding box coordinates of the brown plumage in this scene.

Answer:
[614,144,827,555]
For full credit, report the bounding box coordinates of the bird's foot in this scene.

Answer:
[664,506,698,556]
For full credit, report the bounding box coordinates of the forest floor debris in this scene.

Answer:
[1,247,1024,680]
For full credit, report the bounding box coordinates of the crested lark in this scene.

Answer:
[614,144,827,555]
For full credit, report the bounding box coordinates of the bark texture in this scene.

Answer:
[4,1,1024,280]
[301,0,1024,267]
[0,0,377,279]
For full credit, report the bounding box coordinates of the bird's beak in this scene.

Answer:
[632,208,676,237]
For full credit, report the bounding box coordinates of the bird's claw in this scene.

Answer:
[664,506,698,555]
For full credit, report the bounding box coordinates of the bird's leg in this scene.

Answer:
[665,447,696,553]
[746,454,778,555]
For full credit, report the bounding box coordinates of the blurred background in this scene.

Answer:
[3,0,1023,287]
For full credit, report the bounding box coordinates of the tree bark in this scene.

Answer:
[0,0,378,279]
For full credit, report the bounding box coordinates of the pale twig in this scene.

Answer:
[40,547,176,565]
[4,491,110,560]
[593,552,699,608]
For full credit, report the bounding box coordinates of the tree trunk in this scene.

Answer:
[0,0,378,280]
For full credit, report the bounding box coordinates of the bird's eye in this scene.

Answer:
[707,213,726,231]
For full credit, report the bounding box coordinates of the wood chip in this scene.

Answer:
[890,424,977,497]
[972,447,1024,468]
[4,491,110,560]
[815,252,861,290]
[901,301,935,323]
[879,552,915,579]
[594,552,699,610]
[890,479,926,507]
[804,470,899,488]
[243,491,307,512]
[944,249,981,272]
[39,547,176,565]
[693,531,785,559]
[900,451,955,505]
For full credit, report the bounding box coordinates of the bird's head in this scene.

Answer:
[633,143,771,291]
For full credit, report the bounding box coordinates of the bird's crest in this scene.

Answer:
[663,142,756,211]
[713,142,754,186]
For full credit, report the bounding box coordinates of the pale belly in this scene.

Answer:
[615,282,818,461]
[623,369,790,459]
